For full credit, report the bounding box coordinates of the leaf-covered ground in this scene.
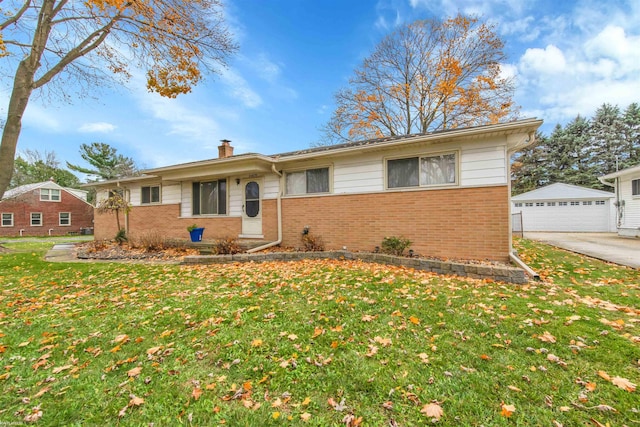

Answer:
[0,238,638,426]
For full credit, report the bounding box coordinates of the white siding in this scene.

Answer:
[263,174,280,199]
[128,184,141,206]
[181,182,192,217]
[162,184,181,204]
[460,145,507,186]
[229,180,243,216]
[333,153,384,194]
[620,175,640,229]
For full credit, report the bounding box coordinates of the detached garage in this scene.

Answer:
[512,183,616,232]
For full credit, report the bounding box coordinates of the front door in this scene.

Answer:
[241,179,263,237]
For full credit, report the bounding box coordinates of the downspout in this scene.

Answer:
[247,164,283,253]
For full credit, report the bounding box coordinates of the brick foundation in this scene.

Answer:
[280,186,510,261]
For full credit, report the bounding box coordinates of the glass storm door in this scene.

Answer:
[241,179,263,236]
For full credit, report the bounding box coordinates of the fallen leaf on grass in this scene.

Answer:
[192,388,202,400]
[507,385,522,392]
[612,376,636,392]
[129,395,144,406]
[538,331,556,343]
[24,406,43,423]
[52,365,72,374]
[251,339,263,347]
[127,366,142,377]
[500,403,516,417]
[300,412,311,422]
[420,402,444,420]
[374,336,392,347]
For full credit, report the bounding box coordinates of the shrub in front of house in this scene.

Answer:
[381,236,412,256]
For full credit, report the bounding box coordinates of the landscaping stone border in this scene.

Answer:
[182,251,528,284]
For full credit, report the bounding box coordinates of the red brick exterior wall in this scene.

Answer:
[93,186,509,261]
[93,203,242,241]
[0,189,94,237]
[280,186,510,261]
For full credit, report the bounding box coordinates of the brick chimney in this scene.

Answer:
[218,139,234,159]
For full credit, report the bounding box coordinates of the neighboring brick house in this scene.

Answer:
[0,181,94,237]
[88,119,543,261]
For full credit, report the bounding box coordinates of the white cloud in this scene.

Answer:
[23,104,61,132]
[219,68,263,109]
[519,45,566,75]
[78,122,116,133]
[254,53,282,83]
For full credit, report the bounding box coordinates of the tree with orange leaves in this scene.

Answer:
[320,14,517,144]
[0,0,237,198]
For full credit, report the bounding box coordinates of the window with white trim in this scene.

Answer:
[559,201,568,206]
[40,188,60,201]
[141,185,160,204]
[286,167,330,195]
[583,201,592,206]
[1,213,13,227]
[595,200,606,205]
[387,152,457,189]
[570,201,580,206]
[31,212,42,226]
[632,179,640,196]
[536,202,544,207]
[514,202,522,207]
[59,212,71,226]
[192,180,227,215]
[525,202,533,207]
[547,202,556,206]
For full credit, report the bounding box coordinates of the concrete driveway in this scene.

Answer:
[524,232,640,269]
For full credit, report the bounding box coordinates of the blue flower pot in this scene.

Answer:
[189,228,204,242]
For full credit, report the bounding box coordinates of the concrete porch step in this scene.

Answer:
[184,238,274,254]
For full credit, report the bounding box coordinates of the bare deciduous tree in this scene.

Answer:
[0,0,238,198]
[321,14,517,144]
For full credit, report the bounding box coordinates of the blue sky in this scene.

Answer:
[4,0,640,175]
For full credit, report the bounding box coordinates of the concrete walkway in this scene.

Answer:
[525,232,640,269]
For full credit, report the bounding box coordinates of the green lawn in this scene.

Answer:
[0,238,638,426]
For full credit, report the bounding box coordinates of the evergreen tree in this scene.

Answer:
[67,143,139,182]
[589,103,625,183]
[621,103,640,166]
[511,131,549,194]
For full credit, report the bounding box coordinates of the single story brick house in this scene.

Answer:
[89,118,542,261]
[0,181,94,237]
[600,164,640,237]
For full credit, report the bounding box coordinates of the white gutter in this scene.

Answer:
[247,164,283,253]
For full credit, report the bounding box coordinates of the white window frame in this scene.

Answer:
[570,201,580,206]
[559,201,568,206]
[1,213,13,227]
[284,166,332,196]
[59,212,71,226]
[525,202,533,207]
[514,202,522,207]
[40,188,61,202]
[192,179,228,216]
[547,202,556,206]
[582,201,592,206]
[535,202,544,207]
[385,151,458,190]
[141,185,161,205]
[595,200,606,205]
[632,179,640,197]
[31,212,43,226]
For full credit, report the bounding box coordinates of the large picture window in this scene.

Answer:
[286,167,330,195]
[141,185,160,204]
[192,180,227,215]
[387,153,457,189]
[40,188,60,201]
[633,179,640,196]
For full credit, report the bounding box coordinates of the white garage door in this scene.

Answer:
[514,200,611,232]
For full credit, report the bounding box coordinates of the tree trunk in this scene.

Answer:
[0,61,36,199]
